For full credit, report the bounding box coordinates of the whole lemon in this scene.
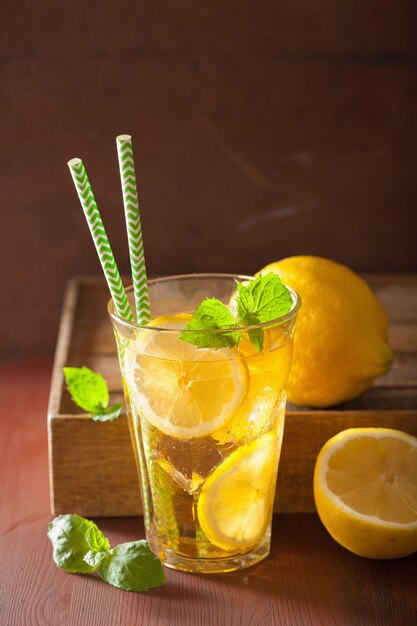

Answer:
[258,256,392,407]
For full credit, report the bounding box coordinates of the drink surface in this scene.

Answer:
[122,313,294,570]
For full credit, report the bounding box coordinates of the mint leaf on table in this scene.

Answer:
[63,366,122,421]
[84,550,108,568]
[84,520,111,553]
[99,541,166,592]
[180,298,242,349]
[47,514,110,574]
[48,515,166,593]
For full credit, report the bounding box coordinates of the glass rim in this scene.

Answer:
[108,272,301,333]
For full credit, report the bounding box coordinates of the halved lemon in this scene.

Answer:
[197,432,279,551]
[314,428,417,559]
[124,314,247,439]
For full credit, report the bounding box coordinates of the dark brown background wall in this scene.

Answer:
[1,1,416,358]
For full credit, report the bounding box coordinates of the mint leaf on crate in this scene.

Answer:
[236,273,293,351]
[99,541,166,592]
[63,366,123,421]
[91,402,123,422]
[63,366,108,412]
[47,514,110,574]
[180,298,242,349]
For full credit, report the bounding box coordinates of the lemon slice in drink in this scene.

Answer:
[197,432,278,551]
[125,314,247,439]
[314,428,417,559]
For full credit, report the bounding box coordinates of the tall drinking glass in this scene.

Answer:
[109,274,300,573]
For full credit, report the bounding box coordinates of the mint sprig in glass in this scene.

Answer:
[180,273,294,352]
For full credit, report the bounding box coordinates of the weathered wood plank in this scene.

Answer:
[48,279,79,418]
[373,353,417,387]
[388,322,417,352]
[50,414,141,516]
[366,274,417,321]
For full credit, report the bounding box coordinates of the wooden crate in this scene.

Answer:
[48,275,417,516]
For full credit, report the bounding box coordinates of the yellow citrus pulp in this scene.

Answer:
[314,428,417,559]
[124,314,248,439]
[197,433,279,551]
[258,256,392,407]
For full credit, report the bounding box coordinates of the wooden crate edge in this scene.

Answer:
[47,279,80,417]
[47,279,80,515]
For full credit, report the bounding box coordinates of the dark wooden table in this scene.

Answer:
[1,358,416,626]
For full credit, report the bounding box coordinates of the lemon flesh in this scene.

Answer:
[258,256,392,407]
[198,433,279,551]
[124,314,247,439]
[314,428,417,559]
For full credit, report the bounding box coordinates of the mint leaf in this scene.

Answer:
[179,274,293,352]
[99,541,166,592]
[248,327,264,352]
[91,402,123,422]
[85,520,111,553]
[64,366,109,413]
[236,273,293,351]
[84,550,108,568]
[48,514,110,574]
[236,281,253,315]
[237,273,293,323]
[48,516,166,593]
[64,366,123,421]
[180,298,242,349]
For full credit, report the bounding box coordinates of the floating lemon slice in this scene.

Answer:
[197,432,278,551]
[124,314,247,439]
[314,428,417,559]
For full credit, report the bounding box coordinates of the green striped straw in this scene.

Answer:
[67,158,134,321]
[116,135,151,324]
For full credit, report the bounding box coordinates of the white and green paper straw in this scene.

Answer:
[116,135,151,324]
[68,157,134,321]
